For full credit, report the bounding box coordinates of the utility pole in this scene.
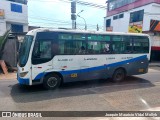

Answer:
[97,24,99,31]
[71,0,76,29]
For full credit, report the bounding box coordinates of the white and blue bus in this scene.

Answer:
[17,28,151,89]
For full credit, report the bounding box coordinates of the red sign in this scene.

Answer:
[0,9,4,17]
[150,20,160,32]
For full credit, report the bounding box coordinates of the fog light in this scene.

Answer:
[20,71,28,77]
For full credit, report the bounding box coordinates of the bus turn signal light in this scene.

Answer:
[20,71,28,77]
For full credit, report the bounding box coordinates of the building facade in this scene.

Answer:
[0,0,28,36]
[104,0,160,61]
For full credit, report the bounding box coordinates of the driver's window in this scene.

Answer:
[32,40,52,64]
[33,40,52,59]
[40,41,52,59]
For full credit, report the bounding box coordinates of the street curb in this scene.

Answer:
[149,65,160,67]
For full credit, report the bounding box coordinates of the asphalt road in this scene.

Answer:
[0,68,160,119]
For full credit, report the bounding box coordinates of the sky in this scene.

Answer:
[28,0,107,31]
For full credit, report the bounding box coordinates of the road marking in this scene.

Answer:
[143,107,160,111]
[154,82,160,86]
[148,69,160,73]
[88,81,160,93]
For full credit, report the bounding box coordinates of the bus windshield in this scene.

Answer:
[18,35,33,67]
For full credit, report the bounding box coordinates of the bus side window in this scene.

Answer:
[133,36,149,54]
[112,35,123,54]
[32,41,40,58]
[123,36,133,54]
[32,40,52,64]
[78,46,86,54]
[101,43,111,54]
[59,40,86,55]
[112,36,133,54]
[52,42,59,55]
[87,41,102,54]
[39,41,52,59]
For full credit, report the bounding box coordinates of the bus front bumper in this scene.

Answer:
[17,75,30,85]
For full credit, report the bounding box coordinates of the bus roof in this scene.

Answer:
[27,28,150,37]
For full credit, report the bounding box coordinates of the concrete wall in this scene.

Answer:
[2,38,17,67]
[0,0,28,36]
[105,13,130,32]
[150,35,160,47]
[105,3,160,32]
[143,3,160,31]
[0,20,6,36]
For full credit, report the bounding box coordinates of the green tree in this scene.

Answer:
[0,30,10,59]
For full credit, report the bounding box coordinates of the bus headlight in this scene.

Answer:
[20,71,28,77]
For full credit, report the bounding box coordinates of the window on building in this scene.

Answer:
[119,14,124,19]
[11,3,22,13]
[109,0,138,11]
[106,19,111,27]
[130,10,144,23]
[113,14,124,20]
[113,15,118,20]
[11,24,23,33]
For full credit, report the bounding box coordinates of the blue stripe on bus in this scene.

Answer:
[107,55,147,67]
[34,73,45,80]
[60,55,147,75]
[18,76,30,85]
[33,55,147,80]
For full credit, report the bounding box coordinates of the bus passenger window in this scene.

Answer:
[133,36,149,54]
[102,43,110,53]
[52,42,59,55]
[112,36,133,54]
[87,42,101,54]
[59,40,86,55]
[112,36,123,54]
[78,46,86,54]
[123,36,133,54]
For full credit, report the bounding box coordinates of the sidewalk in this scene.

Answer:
[0,72,17,80]
[149,62,160,67]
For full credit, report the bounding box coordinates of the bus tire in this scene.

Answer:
[112,68,125,82]
[43,74,61,90]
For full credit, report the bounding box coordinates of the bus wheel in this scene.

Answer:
[43,74,61,90]
[112,68,125,82]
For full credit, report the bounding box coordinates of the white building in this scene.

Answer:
[0,0,28,36]
[104,0,160,61]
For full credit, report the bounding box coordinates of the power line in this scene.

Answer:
[29,15,103,27]
[72,0,106,9]
[29,0,107,9]
[29,16,72,24]
[29,20,103,30]
[28,1,105,30]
